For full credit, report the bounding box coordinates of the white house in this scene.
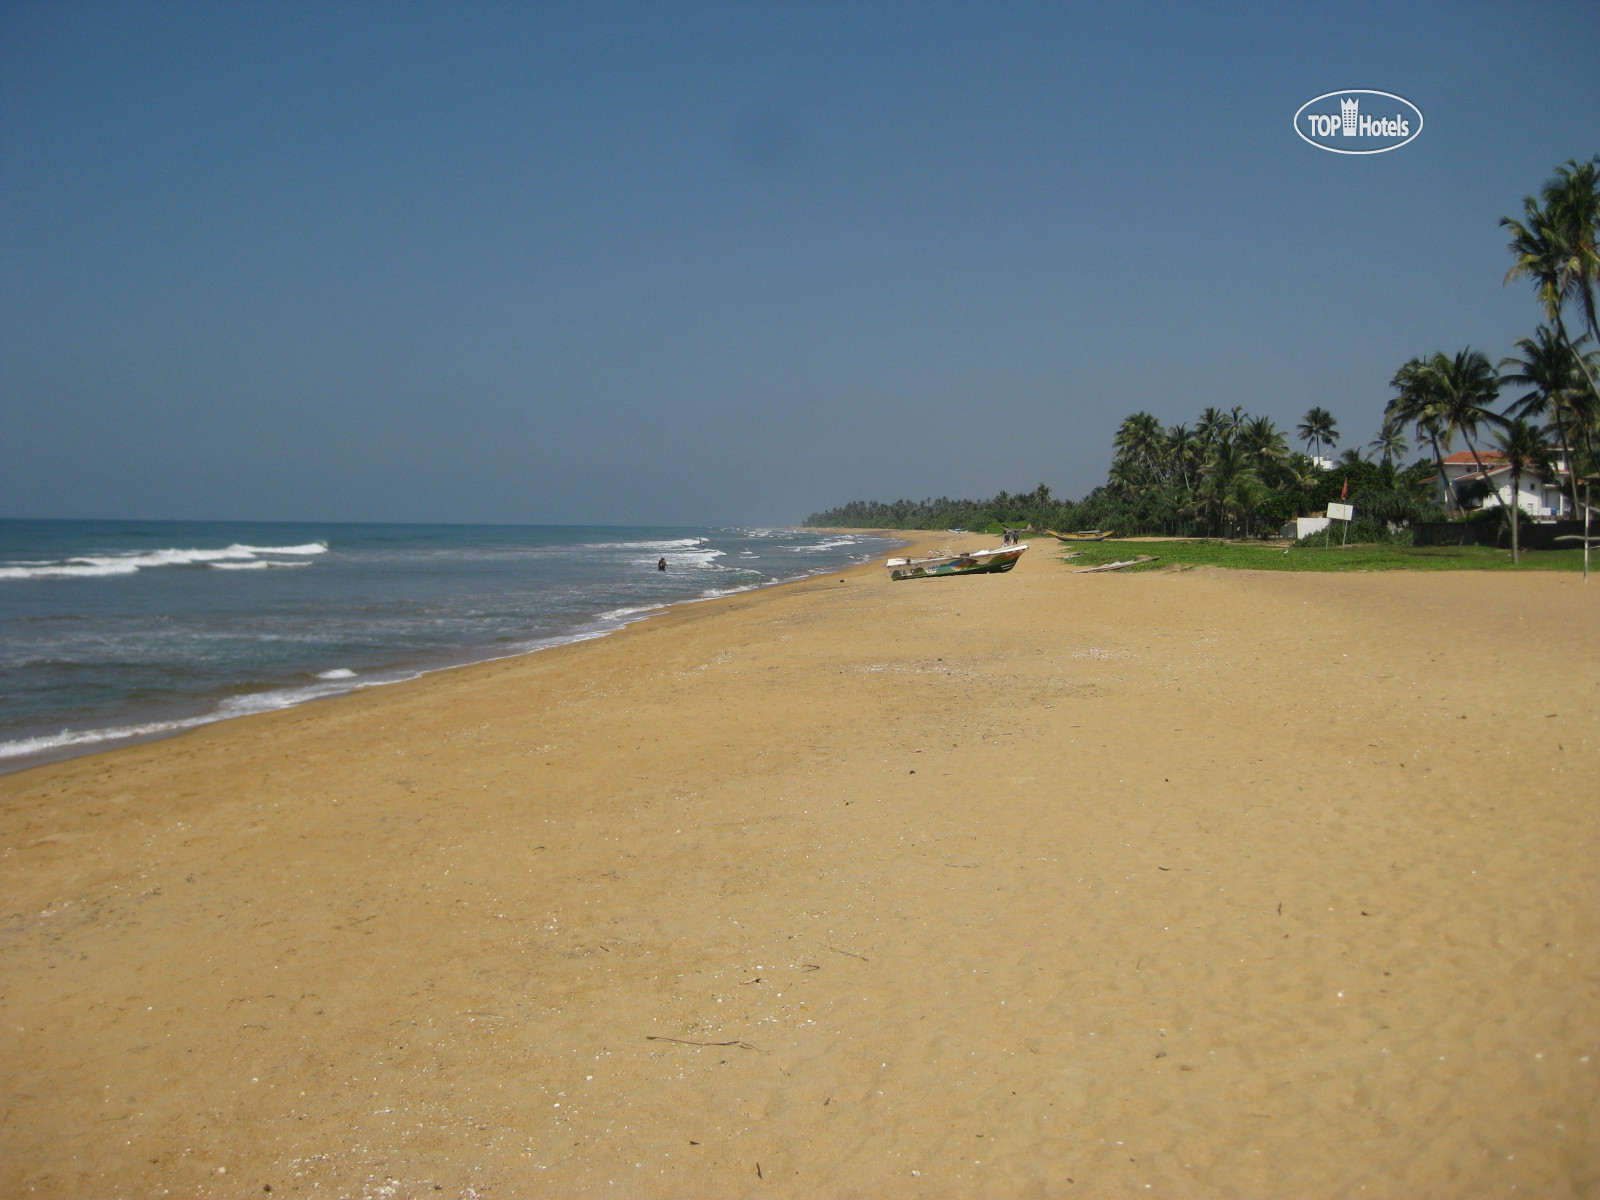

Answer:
[1434,450,1573,518]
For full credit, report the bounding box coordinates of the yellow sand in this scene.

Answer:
[2,535,1597,1198]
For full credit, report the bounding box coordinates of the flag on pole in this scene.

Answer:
[1340,478,1349,501]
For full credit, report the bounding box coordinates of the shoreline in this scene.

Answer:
[3,538,1595,1196]
[0,528,912,777]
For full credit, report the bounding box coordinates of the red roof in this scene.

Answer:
[1440,451,1505,464]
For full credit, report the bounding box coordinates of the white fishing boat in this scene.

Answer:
[884,542,1028,580]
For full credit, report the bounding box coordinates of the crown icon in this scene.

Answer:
[1340,97,1359,135]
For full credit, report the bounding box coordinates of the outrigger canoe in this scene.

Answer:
[1045,529,1113,543]
[885,542,1028,581]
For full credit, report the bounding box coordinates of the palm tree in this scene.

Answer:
[1503,167,1600,400]
[1432,348,1504,505]
[1165,424,1199,494]
[1197,440,1256,536]
[1494,419,1556,563]
[1297,407,1339,459]
[1113,412,1167,483]
[1370,417,1409,466]
[1285,454,1323,496]
[1543,157,1600,352]
[1195,406,1229,450]
[1230,476,1264,538]
[1106,458,1144,502]
[1386,356,1460,513]
[1499,326,1593,515]
[1239,415,1289,484]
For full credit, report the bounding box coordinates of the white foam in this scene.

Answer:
[0,542,328,581]
[209,559,313,570]
[647,546,725,569]
[230,543,329,556]
[589,538,708,551]
[0,664,383,762]
[790,537,861,552]
[595,604,665,621]
[212,681,377,718]
[0,717,206,760]
[0,561,139,579]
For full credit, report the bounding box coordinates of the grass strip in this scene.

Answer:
[1059,539,1591,573]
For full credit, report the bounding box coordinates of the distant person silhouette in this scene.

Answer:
[657,557,667,571]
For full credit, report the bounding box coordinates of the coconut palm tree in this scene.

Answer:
[1238,415,1290,490]
[1386,356,1460,513]
[1297,407,1339,459]
[1229,476,1265,538]
[1542,156,1600,352]
[1195,406,1229,450]
[1165,424,1199,494]
[1499,325,1595,515]
[1113,412,1167,483]
[1503,170,1600,400]
[1370,417,1409,467]
[1336,447,1367,469]
[1197,440,1256,536]
[1431,348,1504,504]
[1106,458,1145,502]
[1494,418,1556,563]
[1285,454,1323,495]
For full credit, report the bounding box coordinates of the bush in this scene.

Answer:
[1295,516,1410,546]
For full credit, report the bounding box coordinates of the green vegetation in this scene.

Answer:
[1091,407,1440,537]
[807,153,1600,563]
[805,485,1080,534]
[1060,539,1591,573]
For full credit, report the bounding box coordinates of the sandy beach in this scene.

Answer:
[2,535,1597,1198]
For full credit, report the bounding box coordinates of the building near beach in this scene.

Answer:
[1432,450,1573,518]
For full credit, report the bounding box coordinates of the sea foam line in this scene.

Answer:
[0,542,328,581]
[0,672,393,762]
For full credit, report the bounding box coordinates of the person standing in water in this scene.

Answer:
[657,557,667,571]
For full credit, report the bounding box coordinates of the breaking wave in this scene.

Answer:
[0,542,328,581]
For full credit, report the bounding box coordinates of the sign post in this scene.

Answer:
[1553,477,1598,579]
[1327,502,1354,546]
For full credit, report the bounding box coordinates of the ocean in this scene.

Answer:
[0,520,898,772]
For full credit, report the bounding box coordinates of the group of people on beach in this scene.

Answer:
[1001,527,1024,545]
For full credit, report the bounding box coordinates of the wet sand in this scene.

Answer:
[3,536,1597,1198]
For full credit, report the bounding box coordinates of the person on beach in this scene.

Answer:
[657,557,667,571]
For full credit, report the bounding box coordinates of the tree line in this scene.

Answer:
[806,155,1599,553]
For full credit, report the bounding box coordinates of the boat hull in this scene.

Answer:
[886,544,1028,580]
[1046,529,1112,543]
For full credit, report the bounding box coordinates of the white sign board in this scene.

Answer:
[1327,502,1354,521]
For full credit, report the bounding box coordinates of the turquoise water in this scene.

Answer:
[0,520,897,771]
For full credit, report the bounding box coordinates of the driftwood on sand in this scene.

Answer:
[1076,555,1157,573]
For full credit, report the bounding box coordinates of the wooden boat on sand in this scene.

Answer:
[885,542,1028,581]
[1046,529,1113,543]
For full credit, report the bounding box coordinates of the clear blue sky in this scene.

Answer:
[3,1,1597,525]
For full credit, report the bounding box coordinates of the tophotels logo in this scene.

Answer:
[1294,90,1423,155]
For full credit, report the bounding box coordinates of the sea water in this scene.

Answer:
[0,520,897,772]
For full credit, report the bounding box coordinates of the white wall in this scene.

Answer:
[1281,515,1332,539]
